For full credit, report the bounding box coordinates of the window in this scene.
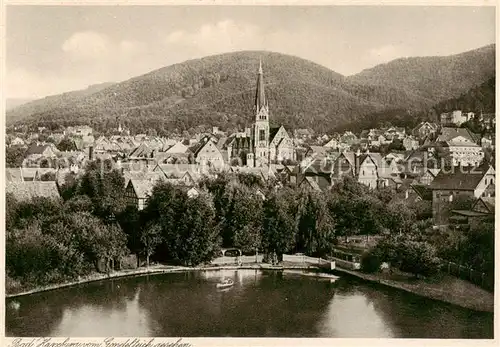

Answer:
[259,129,265,141]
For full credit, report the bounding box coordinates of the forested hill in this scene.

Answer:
[348,44,495,105]
[6,45,495,135]
[6,82,115,122]
[6,51,409,134]
[432,76,495,115]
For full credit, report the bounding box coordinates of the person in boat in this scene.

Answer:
[219,278,233,286]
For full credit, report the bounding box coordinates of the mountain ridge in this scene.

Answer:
[7,45,495,134]
[347,44,495,103]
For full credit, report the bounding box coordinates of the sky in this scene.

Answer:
[6,5,496,99]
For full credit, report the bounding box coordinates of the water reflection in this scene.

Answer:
[319,294,395,338]
[5,270,493,338]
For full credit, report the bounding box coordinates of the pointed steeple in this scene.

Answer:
[255,59,266,113]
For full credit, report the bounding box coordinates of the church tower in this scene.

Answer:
[253,60,270,166]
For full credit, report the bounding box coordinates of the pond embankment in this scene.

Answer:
[6,262,312,298]
[329,266,494,313]
[6,261,494,314]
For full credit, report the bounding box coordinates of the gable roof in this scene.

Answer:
[436,127,476,143]
[303,154,341,175]
[129,143,154,158]
[424,168,441,177]
[128,179,155,200]
[413,121,438,132]
[153,163,203,179]
[191,137,223,158]
[411,184,433,201]
[6,181,60,201]
[225,134,253,151]
[269,126,289,143]
[268,126,279,142]
[323,138,338,147]
[302,176,321,191]
[123,171,165,187]
[25,144,52,156]
[300,176,331,192]
[429,167,491,191]
[473,197,495,213]
[155,151,191,164]
[165,141,189,154]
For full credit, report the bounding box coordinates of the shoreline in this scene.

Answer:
[329,266,494,313]
[5,263,311,299]
[6,263,494,313]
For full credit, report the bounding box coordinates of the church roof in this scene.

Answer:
[269,127,281,143]
[227,134,253,151]
[255,60,267,112]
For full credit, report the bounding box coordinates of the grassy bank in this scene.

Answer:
[330,266,494,313]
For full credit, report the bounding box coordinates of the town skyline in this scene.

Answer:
[6,5,495,99]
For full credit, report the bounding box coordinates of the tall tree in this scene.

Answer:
[140,223,163,267]
[6,146,26,168]
[56,137,77,152]
[261,191,297,262]
[230,186,264,253]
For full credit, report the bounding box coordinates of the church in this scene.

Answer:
[225,61,295,167]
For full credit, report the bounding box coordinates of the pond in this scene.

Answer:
[5,269,493,338]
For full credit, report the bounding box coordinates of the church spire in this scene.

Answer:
[255,59,266,113]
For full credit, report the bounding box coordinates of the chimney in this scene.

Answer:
[89,146,94,161]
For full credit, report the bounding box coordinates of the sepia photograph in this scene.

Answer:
[4,3,496,340]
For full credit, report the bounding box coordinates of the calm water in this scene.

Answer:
[5,270,493,338]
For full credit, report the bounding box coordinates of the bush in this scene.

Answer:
[398,241,441,278]
[360,251,382,273]
[5,274,23,294]
[120,254,138,270]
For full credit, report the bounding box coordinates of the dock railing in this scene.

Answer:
[211,253,359,270]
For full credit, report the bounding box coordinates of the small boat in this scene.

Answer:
[216,278,234,289]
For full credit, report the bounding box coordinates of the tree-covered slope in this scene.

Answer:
[432,76,495,114]
[347,44,495,104]
[7,46,495,134]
